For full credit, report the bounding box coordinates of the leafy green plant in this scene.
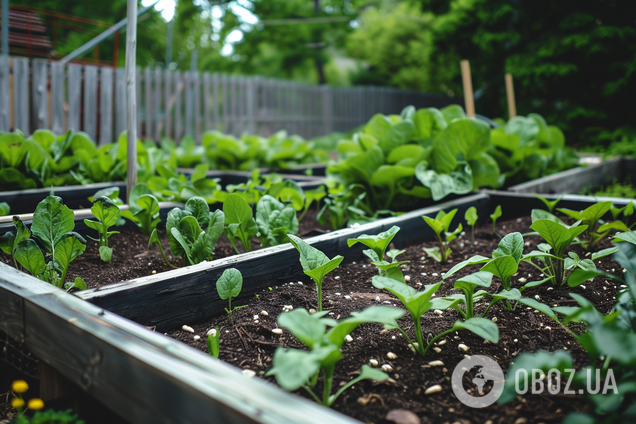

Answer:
[207,327,220,358]
[317,183,371,230]
[558,201,630,250]
[465,206,478,242]
[267,306,404,407]
[149,197,224,267]
[0,217,30,268]
[422,209,462,263]
[371,276,499,356]
[0,202,10,216]
[436,271,493,319]
[120,183,161,236]
[83,197,120,262]
[609,201,634,226]
[216,268,243,324]
[9,196,86,290]
[490,205,502,236]
[223,193,258,253]
[288,234,343,311]
[256,195,299,247]
[534,195,561,213]
[347,225,400,265]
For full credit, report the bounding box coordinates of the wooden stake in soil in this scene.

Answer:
[125,0,138,204]
[460,60,475,118]
[505,73,517,119]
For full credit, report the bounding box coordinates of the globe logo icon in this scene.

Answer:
[451,355,505,408]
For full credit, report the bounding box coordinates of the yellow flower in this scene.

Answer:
[11,398,25,409]
[27,398,45,410]
[11,380,29,393]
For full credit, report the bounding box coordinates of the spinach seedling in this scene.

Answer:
[12,196,86,290]
[267,306,404,407]
[372,276,499,356]
[120,183,161,236]
[288,234,343,311]
[256,195,299,247]
[347,225,400,263]
[0,217,30,268]
[490,205,502,236]
[464,206,478,242]
[223,193,258,253]
[84,196,120,262]
[558,201,629,250]
[150,197,224,267]
[422,209,462,263]
[534,195,561,213]
[216,268,243,324]
[300,187,326,221]
[207,327,220,358]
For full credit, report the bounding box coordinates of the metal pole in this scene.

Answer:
[1,0,8,57]
[165,17,173,66]
[59,1,158,65]
[125,0,137,204]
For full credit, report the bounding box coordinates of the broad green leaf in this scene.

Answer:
[443,255,489,279]
[372,260,408,282]
[372,276,441,318]
[464,206,478,226]
[91,196,120,228]
[490,205,502,223]
[268,347,324,391]
[288,234,343,284]
[492,232,524,262]
[191,163,209,183]
[54,232,87,280]
[0,202,10,216]
[566,268,609,287]
[453,318,499,343]
[531,208,564,224]
[484,288,521,302]
[412,108,447,140]
[346,225,400,260]
[216,268,243,300]
[454,271,493,292]
[327,305,406,347]
[468,152,501,189]
[184,197,210,229]
[591,247,618,260]
[430,118,490,174]
[14,239,46,276]
[278,309,330,349]
[518,298,557,319]
[614,231,636,246]
[440,104,466,123]
[415,161,473,201]
[422,245,443,262]
[530,219,588,257]
[223,193,258,250]
[597,220,630,234]
[481,255,518,286]
[31,196,75,253]
[99,246,113,262]
[267,180,305,211]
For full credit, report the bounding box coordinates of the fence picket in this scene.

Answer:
[99,67,114,145]
[67,64,81,132]
[154,67,162,140]
[83,65,98,139]
[31,59,48,132]
[50,62,64,135]
[0,56,9,131]
[12,57,29,133]
[115,68,126,139]
[164,69,172,140]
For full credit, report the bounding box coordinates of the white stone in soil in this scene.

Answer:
[260,311,268,316]
[458,343,469,352]
[433,347,442,353]
[272,328,283,335]
[242,369,256,378]
[425,385,442,395]
[182,325,194,333]
[345,335,353,343]
[381,364,393,372]
[369,359,379,367]
[387,352,397,360]
[193,335,200,341]
[429,360,444,366]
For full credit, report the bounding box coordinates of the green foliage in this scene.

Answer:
[267,306,405,407]
[223,194,259,253]
[83,197,120,262]
[534,195,562,213]
[207,328,220,359]
[422,209,462,263]
[216,269,243,324]
[0,202,10,216]
[288,234,344,311]
[490,205,502,235]
[347,226,400,264]
[255,195,299,247]
[120,183,162,236]
[8,409,85,424]
[464,206,478,242]
[558,202,630,250]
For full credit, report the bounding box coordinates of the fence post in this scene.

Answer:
[13,58,30,133]
[322,85,332,135]
[50,62,65,135]
[31,59,48,133]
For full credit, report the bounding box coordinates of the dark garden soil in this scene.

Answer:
[0,209,329,290]
[167,216,625,424]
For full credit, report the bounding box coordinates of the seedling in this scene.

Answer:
[288,234,344,311]
[372,276,499,356]
[0,202,10,216]
[84,196,120,262]
[347,226,400,276]
[150,197,224,267]
[0,217,30,268]
[207,328,220,358]
[223,193,258,253]
[216,268,243,324]
[267,306,405,407]
[317,184,371,230]
[534,195,561,213]
[558,201,630,250]
[255,195,299,247]
[464,206,478,242]
[490,205,502,236]
[120,183,161,236]
[9,196,86,290]
[422,209,462,263]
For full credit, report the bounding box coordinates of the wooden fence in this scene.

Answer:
[0,56,455,144]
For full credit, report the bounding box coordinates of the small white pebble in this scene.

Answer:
[345,335,353,343]
[391,335,396,340]
[438,340,447,346]
[434,309,443,315]
[492,317,498,323]
[193,335,201,341]
[433,347,442,353]
[519,278,527,283]
[369,359,379,366]
[272,328,283,335]
[459,242,465,248]
[381,364,393,372]
[282,305,294,312]
[297,282,303,286]
[535,295,540,300]
[207,329,217,337]
[580,285,586,289]
[335,292,341,296]
[432,273,438,277]
[404,275,411,281]
[334,276,340,280]
[288,281,294,285]
[464,354,471,359]
[387,352,398,360]
[514,339,518,343]
[152,270,157,274]
[254,320,259,323]
[374,296,381,302]
[182,325,194,333]
[261,311,268,316]
[253,315,260,320]
[458,344,469,352]
[344,295,351,299]
[383,300,392,304]
[362,264,366,268]
[242,370,256,378]
[425,385,442,395]
[429,360,444,366]
[421,272,427,276]
[545,326,552,331]
[309,308,317,314]
[624,269,627,273]
[612,269,615,272]
[547,287,554,291]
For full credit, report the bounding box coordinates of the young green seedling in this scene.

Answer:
[557,201,629,250]
[223,193,258,253]
[534,195,561,213]
[422,209,462,263]
[207,327,220,358]
[288,234,344,311]
[347,225,400,263]
[267,306,405,407]
[255,195,299,247]
[84,196,120,262]
[300,187,326,221]
[119,183,161,236]
[0,216,31,268]
[0,202,10,216]
[216,268,243,324]
[464,206,478,242]
[372,276,499,356]
[490,205,502,236]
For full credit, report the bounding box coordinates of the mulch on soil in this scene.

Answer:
[0,209,329,289]
[167,215,625,424]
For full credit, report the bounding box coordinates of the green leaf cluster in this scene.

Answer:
[422,209,462,263]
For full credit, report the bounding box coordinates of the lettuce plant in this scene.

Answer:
[267,306,404,407]
[223,193,258,253]
[422,209,462,263]
[120,183,161,236]
[288,234,343,311]
[216,268,243,324]
[255,195,299,247]
[84,197,120,262]
[318,183,370,230]
[149,197,224,267]
[372,276,499,356]
[465,206,478,242]
[10,196,86,290]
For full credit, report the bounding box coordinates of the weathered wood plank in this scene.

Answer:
[174,70,182,142]
[0,56,9,131]
[193,71,202,142]
[50,62,65,135]
[99,67,114,145]
[136,67,142,139]
[83,65,98,140]
[115,67,127,140]
[184,71,193,137]
[66,64,81,131]
[144,67,152,141]
[12,57,30,133]
[203,72,211,131]
[31,59,48,132]
[164,69,172,139]
[212,73,220,130]
[154,67,162,140]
